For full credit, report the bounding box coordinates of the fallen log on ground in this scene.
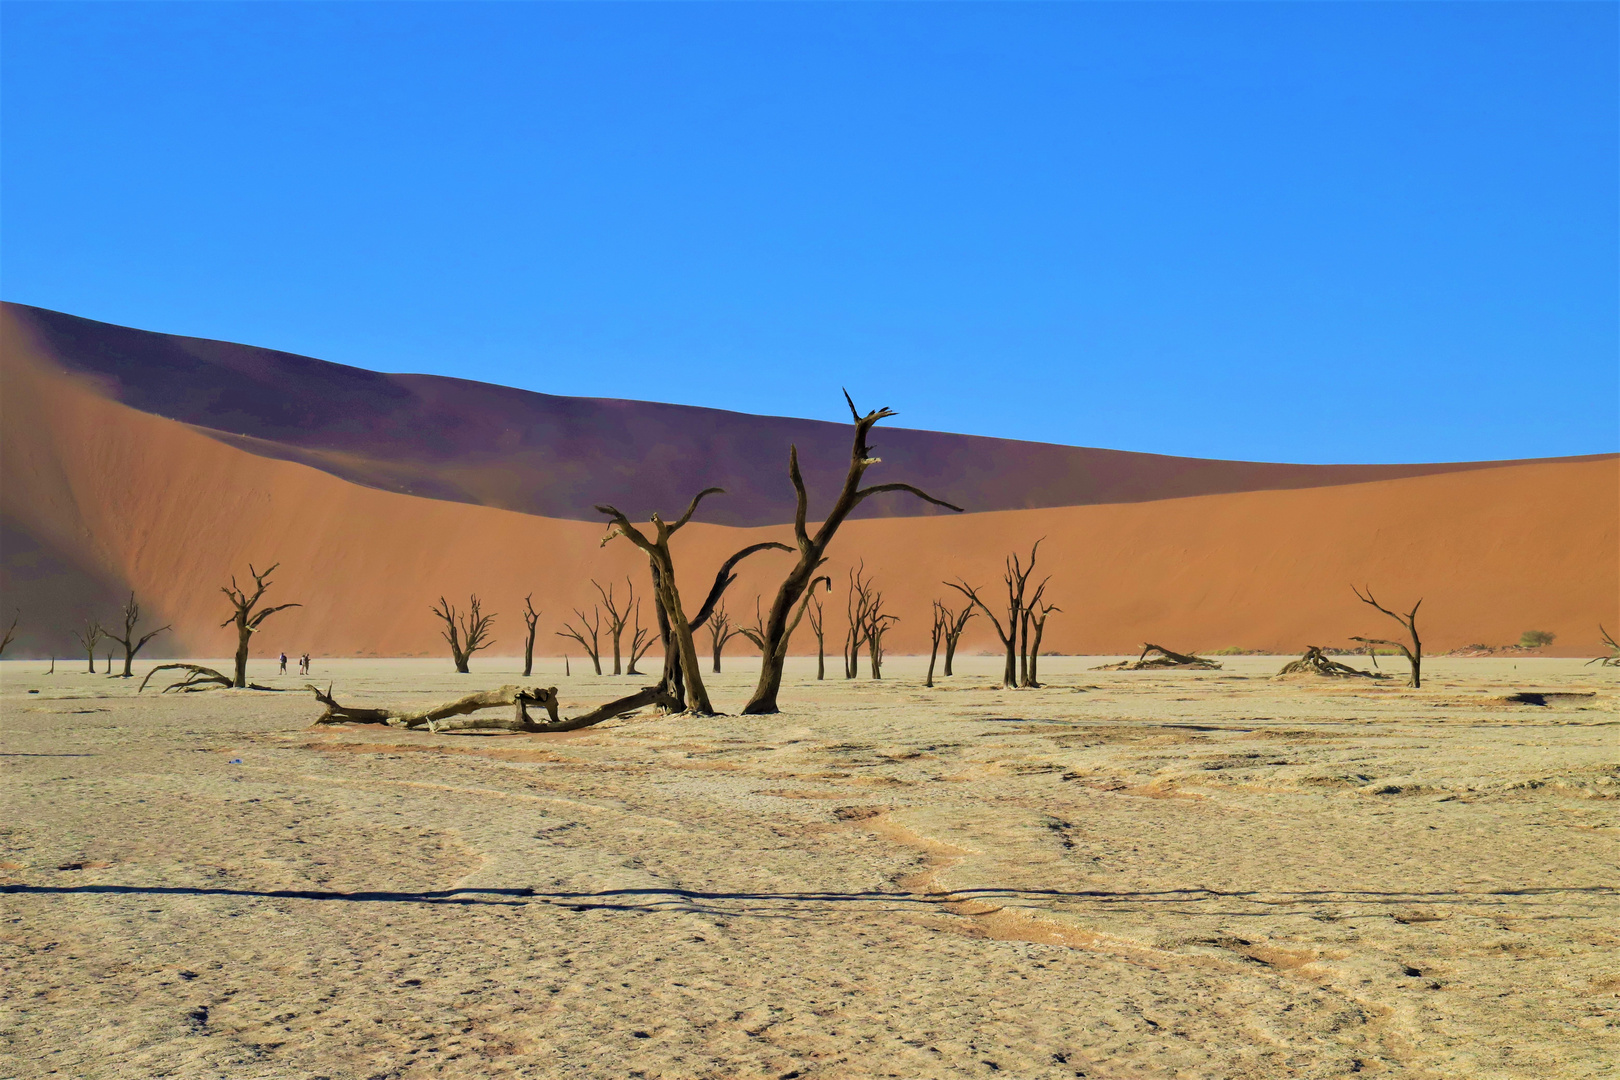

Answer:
[1275,646,1387,679]
[308,683,682,733]
[1095,644,1222,671]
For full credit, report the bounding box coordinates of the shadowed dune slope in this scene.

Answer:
[4,324,1614,660]
[6,301,1604,529]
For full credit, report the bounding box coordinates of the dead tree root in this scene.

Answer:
[1275,646,1387,679]
[308,683,682,733]
[1095,644,1222,671]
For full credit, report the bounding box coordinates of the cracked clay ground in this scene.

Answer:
[1,656,1615,1079]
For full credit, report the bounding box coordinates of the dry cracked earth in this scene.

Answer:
[1,656,1616,1079]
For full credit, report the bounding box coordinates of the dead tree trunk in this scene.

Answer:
[71,618,104,673]
[947,541,1041,689]
[807,589,827,680]
[843,564,877,679]
[595,580,633,675]
[1024,593,1059,688]
[103,592,171,678]
[0,613,17,657]
[1351,585,1423,688]
[433,594,496,674]
[742,394,963,714]
[220,563,301,687]
[706,600,742,673]
[865,595,897,680]
[626,599,656,675]
[941,600,975,677]
[596,489,729,715]
[521,594,540,677]
[557,606,603,675]
[926,602,947,688]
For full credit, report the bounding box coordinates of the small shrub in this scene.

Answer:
[1519,630,1556,648]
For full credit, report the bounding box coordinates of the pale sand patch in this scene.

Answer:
[1,655,1615,1079]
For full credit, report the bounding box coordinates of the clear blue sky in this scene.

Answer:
[3,2,1615,463]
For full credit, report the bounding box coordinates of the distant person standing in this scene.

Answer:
[302,653,312,676]
[279,652,288,674]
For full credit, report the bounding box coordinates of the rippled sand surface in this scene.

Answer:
[2,656,1615,1079]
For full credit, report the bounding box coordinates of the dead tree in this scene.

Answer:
[103,592,171,678]
[806,582,830,680]
[595,579,636,675]
[1350,585,1423,688]
[1,613,18,657]
[71,618,105,674]
[741,394,963,714]
[1277,646,1386,679]
[1587,625,1620,667]
[926,602,948,688]
[1023,588,1060,688]
[626,599,656,675]
[521,595,541,677]
[599,488,787,716]
[865,592,898,680]
[432,594,496,674]
[706,599,743,673]
[222,564,301,687]
[309,682,681,734]
[939,599,975,677]
[947,541,1042,689]
[843,564,877,679]
[556,606,603,675]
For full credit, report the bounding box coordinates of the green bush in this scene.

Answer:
[1519,630,1556,648]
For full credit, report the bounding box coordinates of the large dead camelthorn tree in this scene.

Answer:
[104,592,172,678]
[557,605,603,675]
[71,617,105,674]
[1,613,18,657]
[521,595,541,677]
[599,488,791,716]
[947,540,1043,689]
[1350,585,1423,688]
[742,393,962,713]
[223,563,301,687]
[432,594,495,674]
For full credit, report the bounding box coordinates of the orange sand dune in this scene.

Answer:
[3,321,1615,661]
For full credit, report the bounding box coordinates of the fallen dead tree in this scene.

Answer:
[1275,646,1387,679]
[1096,644,1222,671]
[307,683,681,734]
[139,663,286,693]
